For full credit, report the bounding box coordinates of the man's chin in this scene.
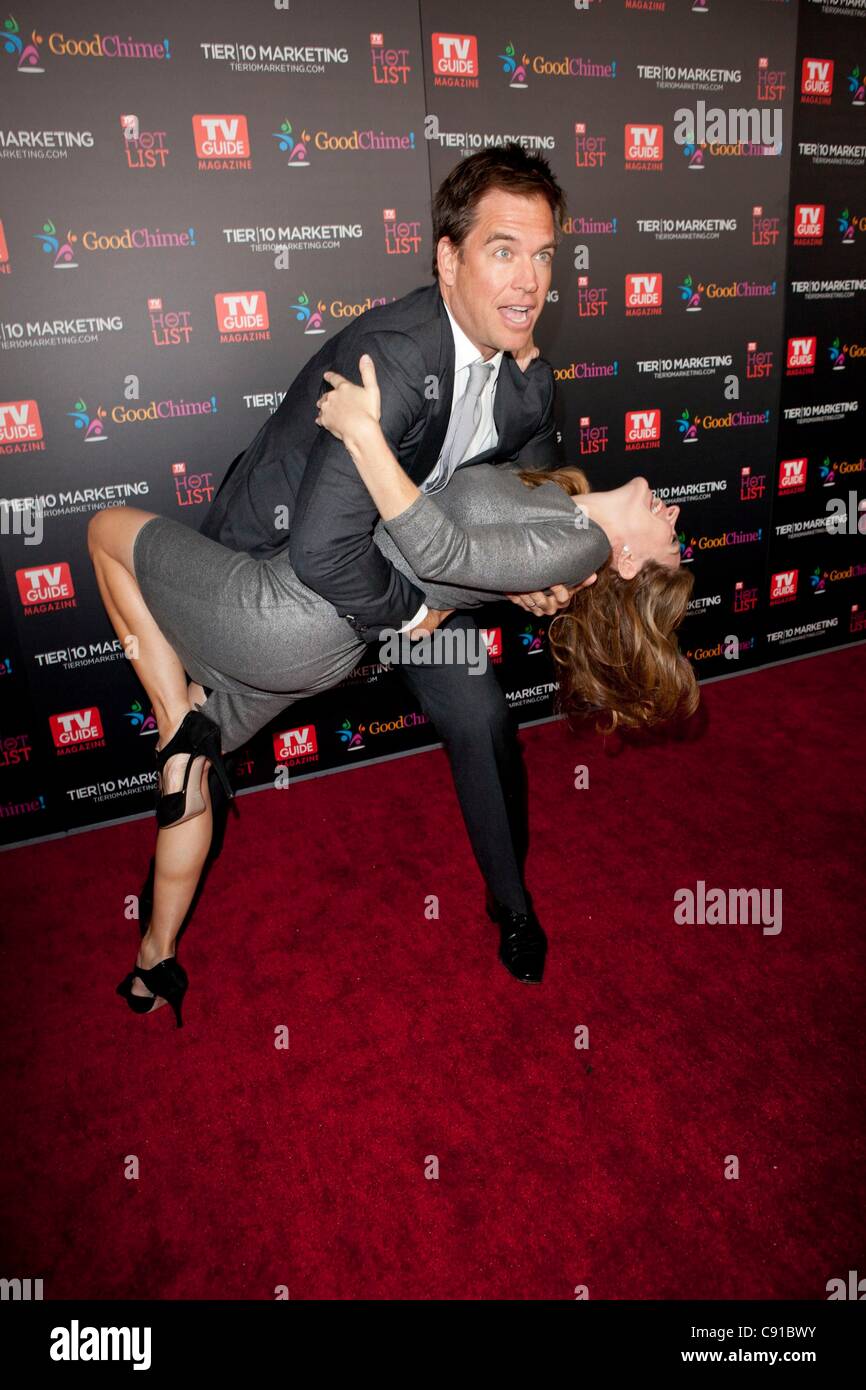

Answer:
[500,328,534,355]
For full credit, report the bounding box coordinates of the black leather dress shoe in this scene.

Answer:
[485,889,547,984]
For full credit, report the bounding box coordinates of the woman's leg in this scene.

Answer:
[87,506,221,1005]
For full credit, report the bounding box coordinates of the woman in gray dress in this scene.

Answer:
[87,354,697,1025]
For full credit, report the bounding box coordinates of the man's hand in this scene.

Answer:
[505,574,597,616]
[407,606,454,637]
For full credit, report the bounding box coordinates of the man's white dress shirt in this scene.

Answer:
[398,300,504,632]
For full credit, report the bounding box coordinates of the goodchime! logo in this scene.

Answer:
[34,219,77,268]
[272,119,310,165]
[336,718,365,751]
[289,292,325,334]
[68,399,107,441]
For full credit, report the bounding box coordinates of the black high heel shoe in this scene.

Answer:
[155,709,234,828]
[116,956,189,1028]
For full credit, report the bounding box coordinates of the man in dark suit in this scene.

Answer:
[198,144,571,982]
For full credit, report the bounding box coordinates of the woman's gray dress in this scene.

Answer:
[132,463,611,752]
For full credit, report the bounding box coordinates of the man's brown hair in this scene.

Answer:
[430,141,567,278]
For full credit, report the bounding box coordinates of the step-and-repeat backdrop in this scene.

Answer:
[1,0,864,846]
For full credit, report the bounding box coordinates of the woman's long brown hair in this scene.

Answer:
[516,465,700,734]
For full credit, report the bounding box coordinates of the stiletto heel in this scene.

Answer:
[116,956,188,1028]
[155,710,234,828]
[199,728,234,801]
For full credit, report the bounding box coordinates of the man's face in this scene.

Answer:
[437,188,556,361]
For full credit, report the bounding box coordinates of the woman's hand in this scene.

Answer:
[315,354,381,443]
[513,338,541,374]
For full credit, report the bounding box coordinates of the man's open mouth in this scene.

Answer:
[499,305,533,326]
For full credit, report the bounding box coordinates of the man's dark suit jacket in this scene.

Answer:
[198,279,564,643]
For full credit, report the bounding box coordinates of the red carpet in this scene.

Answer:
[2,646,864,1300]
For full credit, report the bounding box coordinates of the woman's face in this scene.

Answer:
[617,476,681,571]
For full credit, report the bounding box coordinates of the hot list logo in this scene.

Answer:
[752,205,781,247]
[0,399,45,454]
[149,297,192,347]
[16,562,76,614]
[214,291,270,344]
[49,707,106,754]
[801,58,834,105]
[574,122,607,169]
[273,724,319,767]
[430,33,479,87]
[779,457,808,494]
[746,342,774,379]
[579,417,608,456]
[756,56,786,102]
[625,273,662,316]
[370,34,411,85]
[171,462,214,507]
[794,203,825,245]
[851,603,866,635]
[193,115,252,170]
[770,569,798,605]
[576,276,608,317]
[734,580,759,614]
[625,123,663,171]
[625,408,661,451]
[0,218,9,274]
[383,208,421,255]
[786,337,817,375]
[520,624,545,655]
[120,114,170,169]
[740,466,767,500]
[0,733,32,768]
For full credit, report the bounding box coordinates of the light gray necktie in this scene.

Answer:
[422,359,493,495]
